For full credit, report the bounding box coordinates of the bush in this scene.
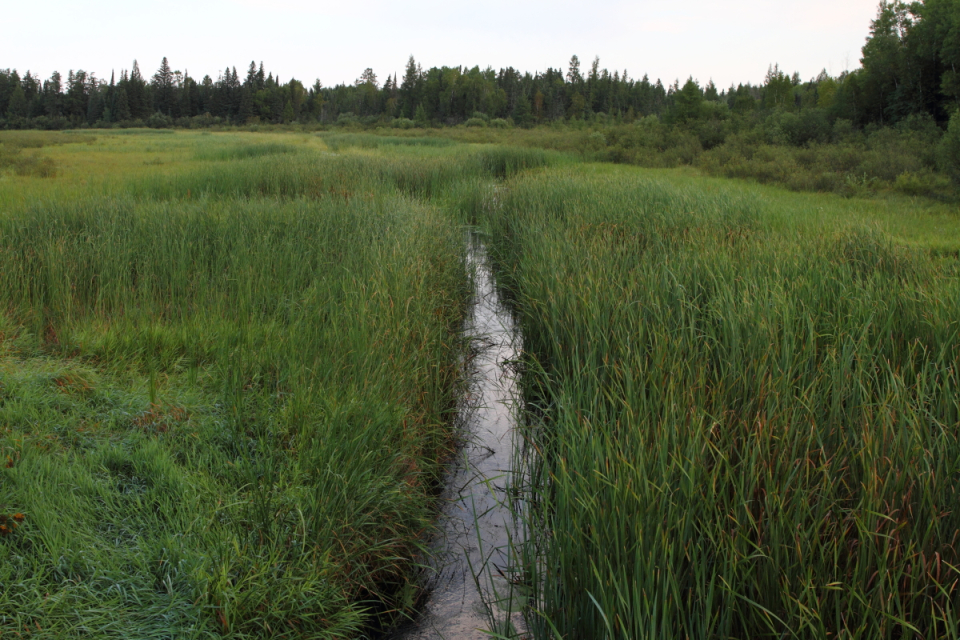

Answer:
[894,170,953,197]
[30,115,69,130]
[145,112,174,129]
[490,118,510,129]
[937,109,960,181]
[464,117,488,128]
[831,118,858,143]
[390,118,416,129]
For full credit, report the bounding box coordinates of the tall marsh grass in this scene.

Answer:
[484,167,960,638]
[0,133,483,637]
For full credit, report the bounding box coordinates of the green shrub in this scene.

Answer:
[894,169,953,197]
[937,109,960,181]
[145,112,174,129]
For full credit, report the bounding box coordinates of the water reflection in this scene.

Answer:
[392,233,525,640]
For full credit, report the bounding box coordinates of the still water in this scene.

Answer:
[392,234,526,640]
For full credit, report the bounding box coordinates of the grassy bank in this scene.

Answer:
[482,164,960,638]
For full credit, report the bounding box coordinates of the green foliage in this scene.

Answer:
[763,64,794,110]
[414,103,428,127]
[937,108,960,179]
[145,111,174,128]
[668,77,704,124]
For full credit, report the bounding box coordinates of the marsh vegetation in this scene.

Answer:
[2,129,960,638]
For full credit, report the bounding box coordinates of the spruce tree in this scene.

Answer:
[128,60,149,119]
[114,87,131,121]
[153,57,174,115]
[7,83,27,119]
[400,56,420,118]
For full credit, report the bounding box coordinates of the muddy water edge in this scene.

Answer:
[388,232,527,640]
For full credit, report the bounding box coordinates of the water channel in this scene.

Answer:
[390,234,526,640]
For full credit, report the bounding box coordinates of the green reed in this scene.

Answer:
[483,166,960,639]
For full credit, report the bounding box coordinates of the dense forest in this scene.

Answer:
[2,1,959,133]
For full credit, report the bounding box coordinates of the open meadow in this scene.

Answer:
[2,128,960,638]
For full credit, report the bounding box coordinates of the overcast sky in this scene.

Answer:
[4,0,882,89]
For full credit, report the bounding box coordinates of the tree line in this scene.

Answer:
[0,1,958,133]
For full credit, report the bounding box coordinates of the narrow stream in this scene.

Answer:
[391,233,526,640]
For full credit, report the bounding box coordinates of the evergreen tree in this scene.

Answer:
[669,77,704,124]
[0,70,16,114]
[566,55,583,85]
[513,94,533,127]
[763,64,794,110]
[127,60,150,119]
[153,57,174,115]
[114,87,131,121]
[414,102,428,127]
[42,71,62,117]
[238,87,254,122]
[87,87,104,124]
[7,83,26,119]
[400,56,421,118]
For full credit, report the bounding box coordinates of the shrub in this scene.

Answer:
[464,117,488,128]
[145,112,174,129]
[894,170,953,197]
[831,118,858,143]
[937,109,960,181]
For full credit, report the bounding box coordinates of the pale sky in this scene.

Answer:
[3,0,882,89]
